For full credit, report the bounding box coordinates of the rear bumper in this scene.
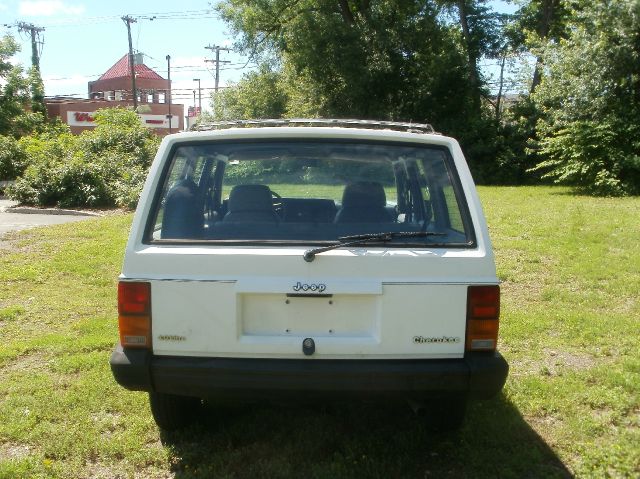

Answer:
[109,344,508,400]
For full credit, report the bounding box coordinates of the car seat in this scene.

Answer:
[222,184,279,223]
[334,181,393,223]
[161,178,203,239]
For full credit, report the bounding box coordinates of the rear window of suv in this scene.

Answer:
[146,139,475,247]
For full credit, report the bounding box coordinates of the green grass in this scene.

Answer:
[225,183,397,201]
[0,186,638,478]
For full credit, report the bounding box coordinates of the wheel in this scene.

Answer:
[148,392,201,431]
[423,395,467,432]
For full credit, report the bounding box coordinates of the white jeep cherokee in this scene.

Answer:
[110,119,508,431]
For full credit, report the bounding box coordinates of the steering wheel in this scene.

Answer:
[271,190,284,217]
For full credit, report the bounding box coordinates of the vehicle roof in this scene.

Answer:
[190,118,438,134]
[163,119,457,148]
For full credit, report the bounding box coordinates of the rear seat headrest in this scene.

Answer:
[228,184,273,212]
[342,181,387,208]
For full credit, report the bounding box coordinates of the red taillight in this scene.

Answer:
[466,285,500,351]
[118,281,151,348]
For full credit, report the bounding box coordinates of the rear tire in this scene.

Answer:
[148,392,201,431]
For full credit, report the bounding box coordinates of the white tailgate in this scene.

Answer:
[150,276,469,359]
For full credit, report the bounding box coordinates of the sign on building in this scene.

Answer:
[66,111,179,130]
[187,107,201,118]
[67,111,96,126]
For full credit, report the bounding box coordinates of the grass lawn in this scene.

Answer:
[0,186,638,478]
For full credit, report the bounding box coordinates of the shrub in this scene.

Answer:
[533,118,640,196]
[0,135,27,180]
[7,108,161,209]
[531,1,640,196]
[7,132,107,207]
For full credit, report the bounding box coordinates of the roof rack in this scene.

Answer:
[190,118,437,134]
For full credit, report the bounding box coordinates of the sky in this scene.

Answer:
[0,0,256,110]
[1,0,518,112]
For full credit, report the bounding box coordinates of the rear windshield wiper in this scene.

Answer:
[303,231,446,262]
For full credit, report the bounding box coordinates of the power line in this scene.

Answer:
[43,85,231,98]
[205,44,231,92]
[45,74,103,81]
[44,64,255,82]
[3,11,253,98]
[30,10,219,28]
[27,64,256,83]
[12,22,45,70]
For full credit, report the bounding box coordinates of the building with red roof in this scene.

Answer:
[46,53,184,135]
[88,53,170,102]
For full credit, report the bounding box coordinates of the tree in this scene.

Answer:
[0,35,32,136]
[508,0,571,93]
[28,66,47,119]
[217,1,590,184]
[208,60,329,120]
[210,65,288,120]
[217,1,476,119]
[0,34,48,182]
[438,1,504,104]
[217,2,506,166]
[531,0,640,196]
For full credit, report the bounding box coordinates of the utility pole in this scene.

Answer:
[193,78,202,114]
[166,55,172,134]
[121,15,138,109]
[17,22,45,71]
[16,22,46,117]
[204,44,231,92]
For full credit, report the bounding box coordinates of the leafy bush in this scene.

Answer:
[533,118,640,196]
[7,108,160,208]
[0,135,27,180]
[8,132,84,206]
[531,1,640,196]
